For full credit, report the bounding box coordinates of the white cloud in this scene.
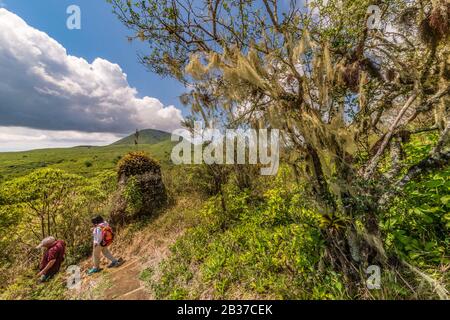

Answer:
[0,127,124,152]
[0,8,183,137]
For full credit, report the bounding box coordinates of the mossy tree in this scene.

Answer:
[108,0,449,294]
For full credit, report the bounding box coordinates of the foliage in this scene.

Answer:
[84,160,93,168]
[381,134,450,269]
[0,271,66,300]
[0,141,174,181]
[0,0,449,300]
[0,168,116,292]
[117,151,160,178]
[145,153,449,299]
[110,151,167,225]
[149,167,346,299]
[123,176,143,217]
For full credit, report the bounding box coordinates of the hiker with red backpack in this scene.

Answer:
[87,215,122,275]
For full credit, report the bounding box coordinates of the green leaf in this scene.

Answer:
[409,252,421,260]
[425,180,443,188]
[440,196,450,205]
[422,214,434,224]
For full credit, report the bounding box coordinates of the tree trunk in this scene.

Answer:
[40,216,45,239]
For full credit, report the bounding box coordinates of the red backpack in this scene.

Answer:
[100,225,114,247]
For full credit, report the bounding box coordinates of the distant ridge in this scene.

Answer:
[111,129,171,146]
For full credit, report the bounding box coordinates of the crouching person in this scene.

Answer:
[36,236,66,282]
[87,215,122,275]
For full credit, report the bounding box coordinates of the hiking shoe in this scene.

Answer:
[107,258,123,268]
[39,274,51,283]
[87,267,101,275]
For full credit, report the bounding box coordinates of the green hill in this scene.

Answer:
[0,129,177,182]
[0,140,175,181]
[112,129,171,146]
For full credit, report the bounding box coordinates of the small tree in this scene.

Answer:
[0,169,112,259]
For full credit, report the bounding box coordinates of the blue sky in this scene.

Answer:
[0,0,188,151]
[0,0,313,151]
[1,0,186,108]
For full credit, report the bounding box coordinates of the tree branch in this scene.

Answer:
[363,92,418,179]
[378,121,450,207]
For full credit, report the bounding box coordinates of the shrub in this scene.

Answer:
[117,152,160,178]
[84,160,93,168]
[111,152,166,225]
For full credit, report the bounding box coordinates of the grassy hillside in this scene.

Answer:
[112,129,171,146]
[0,140,175,181]
[0,131,448,300]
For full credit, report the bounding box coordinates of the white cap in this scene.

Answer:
[36,236,56,249]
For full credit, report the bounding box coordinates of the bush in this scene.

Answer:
[117,152,160,178]
[111,152,166,225]
[84,160,93,168]
[382,166,450,267]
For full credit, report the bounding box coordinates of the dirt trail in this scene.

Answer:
[77,242,172,300]
[75,197,197,300]
[78,234,175,300]
[102,259,148,300]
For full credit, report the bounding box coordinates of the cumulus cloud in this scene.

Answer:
[0,8,183,135]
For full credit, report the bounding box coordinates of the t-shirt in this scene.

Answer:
[39,240,66,277]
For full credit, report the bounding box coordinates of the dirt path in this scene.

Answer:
[77,249,170,300]
[78,235,175,300]
[74,197,198,300]
[102,259,148,300]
